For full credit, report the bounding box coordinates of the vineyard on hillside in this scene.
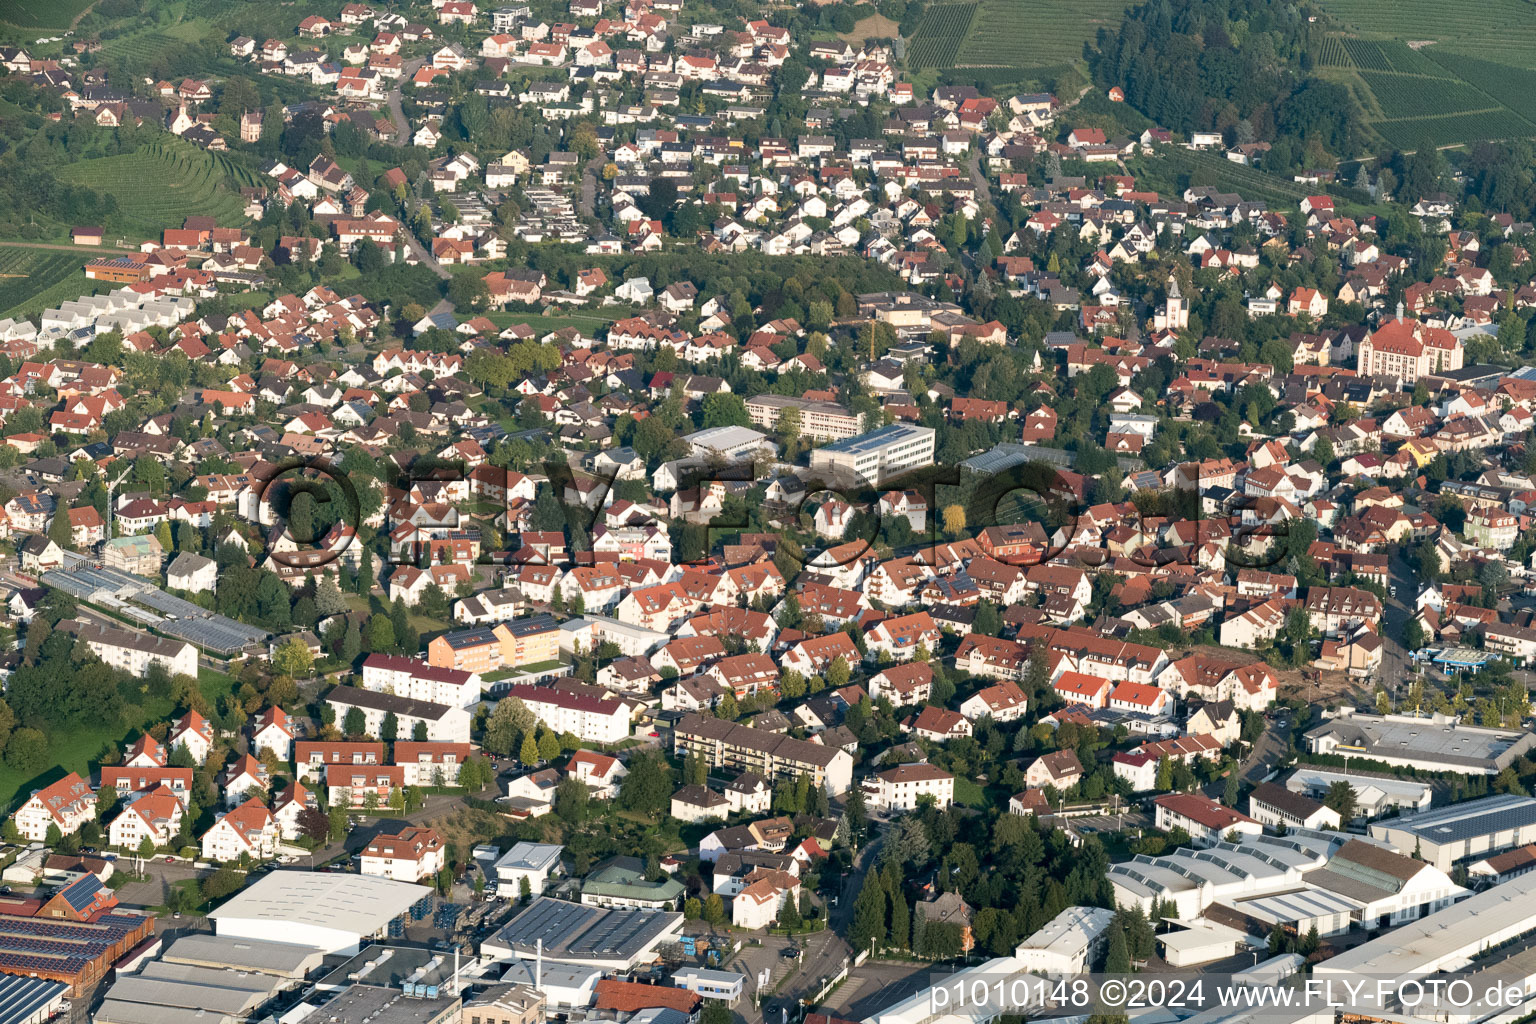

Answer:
[57,139,256,238]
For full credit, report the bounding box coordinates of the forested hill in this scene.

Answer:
[1088,0,1364,170]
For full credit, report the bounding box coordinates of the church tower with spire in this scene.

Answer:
[1152,272,1189,332]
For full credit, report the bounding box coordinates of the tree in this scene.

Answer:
[381,711,399,742]
[4,728,47,774]
[1104,922,1132,973]
[703,893,726,925]
[779,890,803,931]
[202,865,244,902]
[272,637,314,678]
[1222,770,1239,808]
[684,896,703,920]
[48,508,72,551]
[555,776,590,823]
[618,750,672,815]
[484,697,535,756]
[942,504,966,536]
[1323,781,1357,823]
[537,730,561,762]
[519,732,540,767]
[343,707,366,738]
[849,871,888,952]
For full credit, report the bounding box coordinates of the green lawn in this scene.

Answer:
[953,777,991,808]
[0,666,237,813]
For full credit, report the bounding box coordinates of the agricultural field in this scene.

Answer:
[57,139,256,238]
[1316,30,1536,150]
[1371,109,1536,150]
[1355,72,1501,120]
[0,0,94,31]
[1133,148,1310,207]
[0,248,85,320]
[1318,0,1536,69]
[907,3,975,68]
[954,0,1131,68]
[1425,51,1536,125]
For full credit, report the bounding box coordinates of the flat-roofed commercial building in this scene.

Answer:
[745,395,862,442]
[1368,793,1536,871]
[808,424,935,486]
[1304,709,1536,775]
[1284,766,1432,821]
[207,871,431,956]
[1315,871,1536,987]
[481,896,683,971]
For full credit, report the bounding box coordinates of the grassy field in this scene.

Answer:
[0,667,237,813]
[950,0,1131,69]
[484,310,621,335]
[0,0,94,30]
[1134,148,1310,205]
[58,138,256,238]
[0,248,85,320]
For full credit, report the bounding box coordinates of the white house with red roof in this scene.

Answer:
[1107,681,1170,717]
[251,706,294,762]
[567,749,627,799]
[959,681,1030,723]
[201,796,278,862]
[107,785,183,850]
[14,773,95,841]
[169,710,215,764]
[124,734,167,768]
[273,781,317,840]
[221,754,269,808]
[1052,671,1113,709]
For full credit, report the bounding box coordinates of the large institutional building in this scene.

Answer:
[1355,317,1464,383]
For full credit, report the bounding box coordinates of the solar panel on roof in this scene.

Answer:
[59,875,102,913]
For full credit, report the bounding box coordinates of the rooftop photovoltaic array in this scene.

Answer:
[41,559,269,654]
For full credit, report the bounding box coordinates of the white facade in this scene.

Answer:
[360,654,482,707]
[865,764,953,813]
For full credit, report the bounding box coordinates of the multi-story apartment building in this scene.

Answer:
[360,826,445,882]
[392,742,471,786]
[69,621,196,678]
[201,797,278,862]
[864,763,953,812]
[325,687,472,744]
[361,654,481,707]
[499,685,633,744]
[106,786,183,850]
[673,714,853,794]
[14,773,96,842]
[294,741,386,783]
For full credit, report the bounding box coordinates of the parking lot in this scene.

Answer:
[111,859,212,910]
